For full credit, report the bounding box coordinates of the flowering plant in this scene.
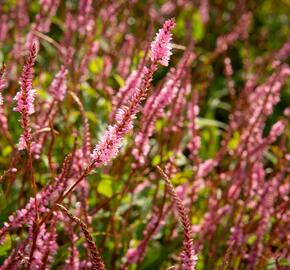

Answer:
[0,1,289,269]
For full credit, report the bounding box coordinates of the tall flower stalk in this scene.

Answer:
[59,19,176,201]
[24,23,175,264]
[13,44,38,204]
[13,44,40,269]
[157,166,198,270]
[1,3,288,268]
[14,43,37,152]
[0,64,10,142]
[34,19,176,240]
[57,204,105,270]
[0,64,6,105]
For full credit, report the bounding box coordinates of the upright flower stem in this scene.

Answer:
[14,44,39,268]
[4,18,177,268]
[157,166,197,270]
[57,204,105,270]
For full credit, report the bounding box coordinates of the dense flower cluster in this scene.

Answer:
[14,43,37,150]
[48,65,68,102]
[0,1,289,269]
[132,76,179,166]
[150,19,175,66]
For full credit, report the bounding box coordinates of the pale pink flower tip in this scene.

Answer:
[151,18,175,66]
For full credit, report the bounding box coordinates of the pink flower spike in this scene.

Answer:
[151,19,175,66]
[0,65,6,105]
[157,166,198,270]
[48,65,68,102]
[14,44,37,115]
[197,159,216,178]
[13,43,38,150]
[91,65,156,167]
[14,88,36,115]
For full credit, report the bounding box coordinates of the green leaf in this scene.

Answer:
[228,131,240,150]
[0,235,11,256]
[264,150,278,164]
[0,186,6,211]
[81,82,96,98]
[198,118,228,130]
[89,57,104,74]
[155,119,164,132]
[113,74,125,87]
[97,177,113,198]
[2,145,12,157]
[171,172,188,185]
[152,155,161,166]
[36,88,50,100]
[192,12,205,41]
[247,234,257,245]
[86,111,99,124]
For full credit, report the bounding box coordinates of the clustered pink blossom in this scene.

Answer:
[151,19,175,66]
[197,201,231,247]
[26,0,60,48]
[274,37,290,62]
[64,233,80,269]
[0,20,176,263]
[0,104,8,135]
[14,43,38,150]
[30,223,58,269]
[215,12,252,55]
[164,51,195,139]
[79,41,99,79]
[13,0,29,28]
[117,34,135,78]
[0,239,29,270]
[48,65,68,102]
[0,2,289,269]
[132,77,179,166]
[62,10,77,47]
[248,174,281,268]
[168,85,188,135]
[224,57,235,98]
[124,245,145,265]
[199,0,209,24]
[0,156,72,244]
[92,19,175,167]
[0,198,36,244]
[197,158,217,178]
[78,0,95,35]
[14,89,36,115]
[237,65,290,158]
[96,55,113,96]
[0,13,8,42]
[57,211,82,270]
[111,68,144,120]
[187,91,200,162]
